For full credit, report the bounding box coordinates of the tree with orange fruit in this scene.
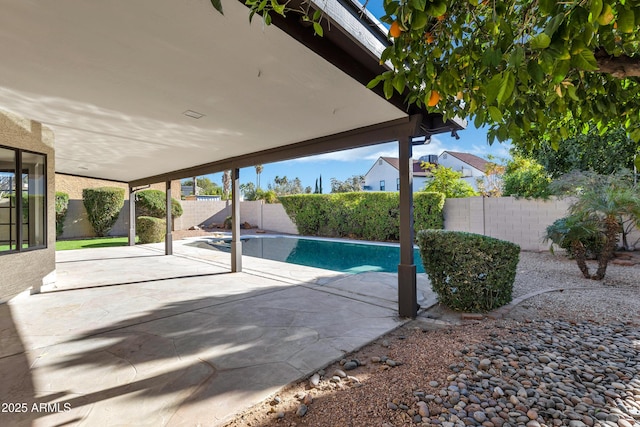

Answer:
[369,0,640,166]
[210,0,640,169]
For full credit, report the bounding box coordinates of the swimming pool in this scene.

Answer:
[198,236,425,274]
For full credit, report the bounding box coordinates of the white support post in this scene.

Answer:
[165,181,173,255]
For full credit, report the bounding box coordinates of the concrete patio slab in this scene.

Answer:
[0,242,425,426]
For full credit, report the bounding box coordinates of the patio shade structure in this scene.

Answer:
[0,0,463,317]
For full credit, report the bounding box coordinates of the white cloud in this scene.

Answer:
[287,136,467,164]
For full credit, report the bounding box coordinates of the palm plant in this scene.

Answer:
[544,214,603,279]
[254,164,263,189]
[222,170,231,200]
[569,185,640,279]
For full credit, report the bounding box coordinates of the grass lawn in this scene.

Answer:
[56,237,132,250]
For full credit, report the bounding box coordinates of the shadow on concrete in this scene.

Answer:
[55,254,162,264]
[0,304,37,427]
[45,271,230,293]
[4,268,400,426]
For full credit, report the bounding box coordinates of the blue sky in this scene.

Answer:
[198,1,513,191]
[201,125,512,191]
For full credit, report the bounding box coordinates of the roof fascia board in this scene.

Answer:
[129,115,422,187]
[55,172,128,184]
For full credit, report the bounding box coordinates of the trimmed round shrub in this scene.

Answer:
[137,216,166,243]
[82,187,125,237]
[417,230,520,312]
[55,191,70,238]
[135,189,183,219]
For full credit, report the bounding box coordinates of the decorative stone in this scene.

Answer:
[344,361,358,371]
[296,404,308,417]
[333,369,347,378]
[309,373,320,387]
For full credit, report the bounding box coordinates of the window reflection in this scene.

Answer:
[0,146,46,253]
[22,152,46,248]
[0,148,17,252]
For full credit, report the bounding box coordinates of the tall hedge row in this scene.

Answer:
[279,192,444,241]
[82,187,125,237]
[55,192,69,238]
[135,189,183,219]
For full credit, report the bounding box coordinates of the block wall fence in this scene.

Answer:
[55,175,181,239]
[176,197,639,252]
[56,186,640,252]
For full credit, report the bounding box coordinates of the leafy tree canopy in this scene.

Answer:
[182,177,222,196]
[210,0,640,167]
[330,175,365,193]
[373,0,640,155]
[513,127,639,177]
[269,175,305,195]
[421,162,477,198]
[502,155,553,198]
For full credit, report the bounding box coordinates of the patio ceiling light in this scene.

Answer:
[183,110,205,119]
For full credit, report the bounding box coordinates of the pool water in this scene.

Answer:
[202,236,424,274]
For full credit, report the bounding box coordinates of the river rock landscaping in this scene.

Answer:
[223,252,639,427]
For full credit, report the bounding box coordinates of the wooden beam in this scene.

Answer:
[129,116,422,187]
[398,133,417,318]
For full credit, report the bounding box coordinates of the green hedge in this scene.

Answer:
[55,192,69,238]
[417,230,520,312]
[135,189,183,219]
[137,216,166,243]
[279,192,444,241]
[82,187,125,237]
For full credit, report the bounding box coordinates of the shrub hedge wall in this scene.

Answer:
[279,192,445,241]
[137,216,166,244]
[135,189,183,219]
[55,192,69,238]
[82,187,125,237]
[417,230,520,312]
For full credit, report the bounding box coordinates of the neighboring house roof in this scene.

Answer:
[441,151,490,173]
[376,157,428,176]
[366,152,491,179]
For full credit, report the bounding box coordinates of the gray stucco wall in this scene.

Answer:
[0,110,56,303]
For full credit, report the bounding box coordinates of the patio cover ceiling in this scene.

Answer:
[0,0,461,185]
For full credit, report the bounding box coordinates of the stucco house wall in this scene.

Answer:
[0,110,55,302]
[363,157,439,192]
[364,158,398,191]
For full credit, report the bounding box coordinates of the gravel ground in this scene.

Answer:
[222,251,639,427]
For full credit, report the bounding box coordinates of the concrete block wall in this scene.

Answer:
[444,196,575,251]
[176,196,638,251]
[173,200,230,230]
[241,201,263,228]
[484,197,572,251]
[62,200,130,238]
[176,200,299,234]
[442,197,484,235]
[262,203,298,235]
[56,175,180,238]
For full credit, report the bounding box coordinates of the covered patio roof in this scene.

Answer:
[0,0,462,184]
[1,0,464,318]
